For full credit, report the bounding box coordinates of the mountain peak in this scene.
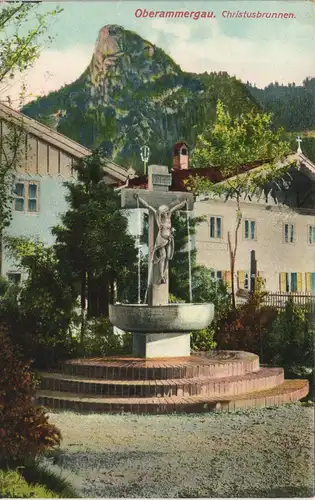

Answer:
[89,23,176,100]
[98,24,129,36]
[22,27,262,171]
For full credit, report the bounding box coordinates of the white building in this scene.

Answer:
[176,145,315,294]
[0,103,130,282]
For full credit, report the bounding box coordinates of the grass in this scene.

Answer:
[0,460,78,499]
[0,469,56,498]
[21,459,78,498]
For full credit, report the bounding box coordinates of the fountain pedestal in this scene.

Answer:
[133,333,190,358]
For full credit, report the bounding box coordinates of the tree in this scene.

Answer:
[190,265,231,351]
[264,297,313,375]
[0,2,62,271]
[186,100,293,308]
[0,237,78,368]
[52,151,137,342]
[0,3,62,100]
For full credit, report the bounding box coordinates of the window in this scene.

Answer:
[308,226,315,244]
[7,272,21,284]
[28,183,37,212]
[13,180,39,213]
[237,270,250,290]
[210,216,222,239]
[244,272,249,290]
[288,272,297,292]
[244,219,256,240]
[210,270,223,281]
[279,272,302,292]
[284,223,294,243]
[14,182,25,211]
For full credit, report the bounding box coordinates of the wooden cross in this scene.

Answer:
[121,164,194,306]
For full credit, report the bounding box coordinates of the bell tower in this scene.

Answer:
[172,141,189,171]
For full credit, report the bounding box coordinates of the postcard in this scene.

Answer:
[0,1,314,498]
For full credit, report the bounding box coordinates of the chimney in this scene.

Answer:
[172,141,189,171]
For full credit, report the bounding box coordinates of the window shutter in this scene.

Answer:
[305,272,311,292]
[224,270,232,288]
[279,272,286,292]
[237,270,245,289]
[296,273,303,292]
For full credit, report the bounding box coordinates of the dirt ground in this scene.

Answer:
[43,403,314,498]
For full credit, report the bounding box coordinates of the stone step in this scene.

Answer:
[38,367,284,398]
[36,379,309,414]
[59,351,259,380]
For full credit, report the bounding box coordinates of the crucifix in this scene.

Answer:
[121,164,194,306]
[296,136,302,154]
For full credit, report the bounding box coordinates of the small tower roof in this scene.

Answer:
[173,141,189,149]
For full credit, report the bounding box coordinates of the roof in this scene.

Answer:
[126,152,315,192]
[0,102,129,183]
[0,102,90,158]
[127,159,271,192]
[174,141,189,149]
[297,153,315,182]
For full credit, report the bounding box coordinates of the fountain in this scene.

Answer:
[36,164,309,414]
[109,164,214,358]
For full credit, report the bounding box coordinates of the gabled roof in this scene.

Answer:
[0,102,90,158]
[126,151,315,192]
[173,141,189,150]
[296,153,315,181]
[127,159,279,191]
[0,102,129,183]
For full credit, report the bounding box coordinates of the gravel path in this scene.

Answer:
[44,403,314,498]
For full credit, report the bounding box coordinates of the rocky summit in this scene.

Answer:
[21,24,260,171]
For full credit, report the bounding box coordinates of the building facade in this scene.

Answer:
[0,103,130,282]
[129,142,315,294]
[195,194,315,293]
[193,152,315,294]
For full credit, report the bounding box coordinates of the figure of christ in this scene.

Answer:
[134,193,187,284]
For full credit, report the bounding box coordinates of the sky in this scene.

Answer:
[3,0,315,106]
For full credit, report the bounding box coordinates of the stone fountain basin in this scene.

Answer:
[109,303,214,333]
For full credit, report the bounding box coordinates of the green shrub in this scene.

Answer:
[82,316,132,356]
[191,327,217,351]
[0,276,8,297]
[0,288,79,369]
[0,328,61,466]
[168,294,185,303]
[264,297,314,375]
[193,268,232,351]
[215,294,278,356]
[0,239,79,369]
[0,470,56,498]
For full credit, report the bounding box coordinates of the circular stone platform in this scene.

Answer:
[36,351,309,414]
